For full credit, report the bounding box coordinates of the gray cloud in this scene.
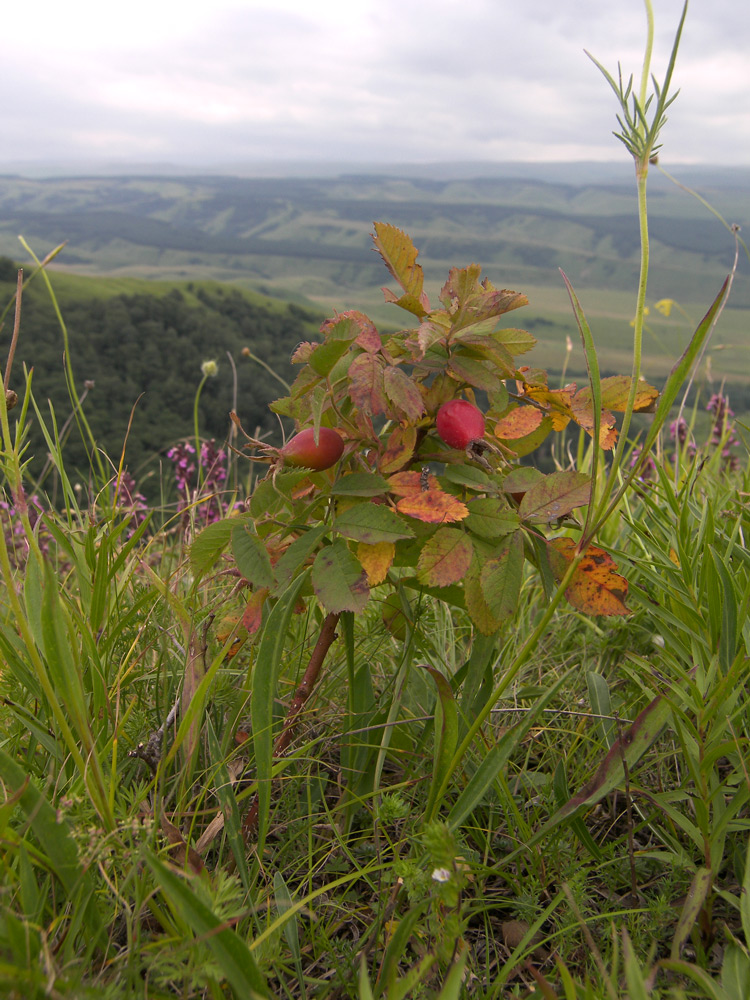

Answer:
[1,0,747,168]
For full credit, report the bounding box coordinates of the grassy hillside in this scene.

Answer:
[0,169,747,380]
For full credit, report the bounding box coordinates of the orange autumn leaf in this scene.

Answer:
[547,537,629,616]
[387,470,440,496]
[396,489,469,524]
[357,541,395,585]
[379,426,418,475]
[494,406,544,439]
[241,588,269,634]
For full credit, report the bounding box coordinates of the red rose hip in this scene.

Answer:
[280,427,344,470]
[436,400,486,450]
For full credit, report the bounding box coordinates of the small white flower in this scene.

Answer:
[201,359,218,378]
[431,867,451,883]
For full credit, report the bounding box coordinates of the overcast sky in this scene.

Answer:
[2,0,748,170]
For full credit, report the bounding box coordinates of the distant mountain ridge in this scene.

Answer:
[1,167,747,383]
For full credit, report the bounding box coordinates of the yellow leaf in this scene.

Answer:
[357,541,395,585]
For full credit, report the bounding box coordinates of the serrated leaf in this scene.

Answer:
[519,471,591,522]
[372,222,427,307]
[273,525,328,589]
[379,425,418,475]
[311,541,370,613]
[548,537,629,615]
[388,470,440,496]
[331,472,391,496]
[231,525,275,589]
[348,353,388,416]
[479,532,524,621]
[575,375,659,413]
[241,588,268,634]
[502,467,544,496]
[357,541,395,585]
[493,327,536,355]
[417,527,474,587]
[494,406,544,440]
[383,365,425,421]
[308,339,352,376]
[464,563,503,636]
[396,490,469,524]
[335,503,415,544]
[465,498,520,538]
[440,465,493,490]
[447,355,503,392]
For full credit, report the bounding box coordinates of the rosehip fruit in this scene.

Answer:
[436,400,486,450]
[280,427,344,470]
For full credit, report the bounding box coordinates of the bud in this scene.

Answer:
[201,359,218,378]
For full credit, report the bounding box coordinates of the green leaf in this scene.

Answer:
[670,867,713,960]
[422,665,459,819]
[231,524,275,590]
[447,355,504,392]
[416,527,474,587]
[252,573,310,859]
[331,472,391,496]
[308,338,353,377]
[273,525,328,589]
[145,853,269,999]
[519,471,591,522]
[0,749,105,947]
[465,498,520,539]
[335,503,415,545]
[312,541,370,613]
[479,532,524,621]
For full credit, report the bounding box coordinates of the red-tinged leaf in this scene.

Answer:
[348,353,388,416]
[319,313,367,342]
[519,471,591,522]
[357,541,395,585]
[494,406,544,440]
[502,467,544,497]
[372,223,427,306]
[548,537,629,615]
[416,316,450,357]
[379,426,418,475]
[388,470,440,496]
[396,490,469,524]
[569,392,619,449]
[497,414,553,457]
[447,356,504,393]
[311,540,370,613]
[324,310,382,353]
[575,375,659,413]
[291,341,318,364]
[335,503,415,544]
[439,264,483,311]
[480,532,524,621]
[383,366,425,422]
[241,588,268,634]
[417,527,474,587]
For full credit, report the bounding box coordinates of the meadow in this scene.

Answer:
[3,4,750,998]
